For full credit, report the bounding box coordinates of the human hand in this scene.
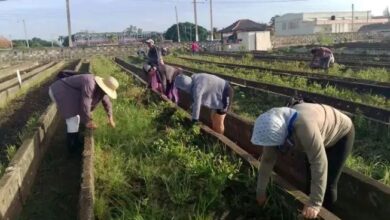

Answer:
[256,195,267,206]
[108,116,116,128]
[302,205,320,219]
[86,121,98,129]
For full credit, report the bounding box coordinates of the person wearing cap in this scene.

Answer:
[174,73,234,134]
[48,73,119,154]
[145,39,164,67]
[251,103,354,219]
[310,47,335,70]
[143,63,181,102]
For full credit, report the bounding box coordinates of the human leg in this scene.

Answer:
[323,126,355,209]
[65,115,82,154]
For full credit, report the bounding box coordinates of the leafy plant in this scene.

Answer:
[6,145,17,162]
[127,55,390,186]
[91,56,298,219]
[164,56,389,109]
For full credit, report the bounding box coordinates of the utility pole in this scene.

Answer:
[9,35,13,49]
[175,6,181,43]
[22,19,29,48]
[351,4,354,32]
[66,0,73,47]
[193,0,199,42]
[209,0,214,41]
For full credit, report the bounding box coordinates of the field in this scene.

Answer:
[0,47,389,220]
[90,56,297,219]
[125,55,390,186]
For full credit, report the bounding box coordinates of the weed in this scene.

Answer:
[92,56,298,219]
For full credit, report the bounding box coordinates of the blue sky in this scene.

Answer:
[0,0,389,40]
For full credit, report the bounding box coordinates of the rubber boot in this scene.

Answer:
[66,132,79,155]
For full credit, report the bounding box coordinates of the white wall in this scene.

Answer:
[276,14,316,36]
[224,31,272,51]
[256,32,272,51]
[275,11,378,36]
[238,32,256,50]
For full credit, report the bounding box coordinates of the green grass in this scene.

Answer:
[90,56,298,219]
[164,56,389,109]
[176,53,390,83]
[126,56,390,186]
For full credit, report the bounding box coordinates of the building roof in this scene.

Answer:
[358,23,390,32]
[218,19,267,33]
[0,36,11,48]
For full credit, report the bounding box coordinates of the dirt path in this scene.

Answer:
[17,121,81,220]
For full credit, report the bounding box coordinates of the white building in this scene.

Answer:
[275,11,389,36]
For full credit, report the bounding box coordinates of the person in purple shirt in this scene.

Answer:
[48,72,119,154]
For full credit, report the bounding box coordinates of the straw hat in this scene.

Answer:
[95,76,119,99]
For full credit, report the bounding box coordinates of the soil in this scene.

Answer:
[17,121,81,220]
[0,61,79,163]
[0,78,53,162]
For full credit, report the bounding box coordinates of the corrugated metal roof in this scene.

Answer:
[218,19,267,33]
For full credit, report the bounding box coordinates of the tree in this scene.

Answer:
[12,38,59,48]
[124,25,138,34]
[164,22,208,42]
[269,15,280,27]
[60,35,75,47]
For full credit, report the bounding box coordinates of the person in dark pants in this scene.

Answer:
[48,73,119,155]
[145,39,163,67]
[310,47,335,70]
[251,103,354,219]
[174,73,234,134]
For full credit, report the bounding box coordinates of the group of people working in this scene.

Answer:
[48,41,350,219]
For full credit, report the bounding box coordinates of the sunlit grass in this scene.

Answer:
[164,56,389,109]
[127,56,390,186]
[176,53,390,83]
[91,56,298,219]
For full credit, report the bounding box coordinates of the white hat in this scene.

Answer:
[145,39,154,45]
[174,74,193,94]
[95,76,119,99]
[251,107,297,147]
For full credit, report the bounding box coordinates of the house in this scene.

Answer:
[218,19,272,51]
[358,22,390,37]
[275,11,389,36]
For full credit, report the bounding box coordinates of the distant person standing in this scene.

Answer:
[145,39,164,67]
[174,73,234,134]
[310,47,335,70]
[191,41,200,55]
